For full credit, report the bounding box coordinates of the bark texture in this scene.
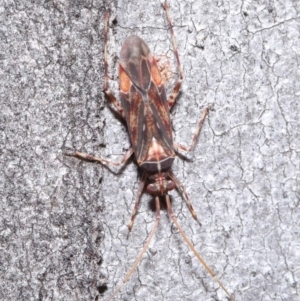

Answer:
[1,0,299,300]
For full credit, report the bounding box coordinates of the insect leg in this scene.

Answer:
[66,147,133,167]
[163,2,183,110]
[127,172,147,232]
[174,106,210,153]
[104,196,161,301]
[165,195,235,301]
[104,12,124,117]
[168,171,201,226]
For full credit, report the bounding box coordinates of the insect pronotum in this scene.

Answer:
[68,2,235,301]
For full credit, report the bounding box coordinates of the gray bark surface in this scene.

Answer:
[1,0,299,300]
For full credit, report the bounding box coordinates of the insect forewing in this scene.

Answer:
[119,35,175,168]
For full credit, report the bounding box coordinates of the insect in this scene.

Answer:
[68,2,235,301]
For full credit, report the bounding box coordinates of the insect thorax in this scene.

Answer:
[140,156,174,173]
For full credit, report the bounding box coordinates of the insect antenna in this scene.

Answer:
[165,195,236,301]
[104,197,161,301]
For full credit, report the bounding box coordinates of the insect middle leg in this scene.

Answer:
[171,108,209,223]
[174,106,210,153]
[69,147,133,167]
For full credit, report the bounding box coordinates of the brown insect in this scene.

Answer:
[68,2,235,301]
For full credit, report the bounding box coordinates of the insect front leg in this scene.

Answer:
[163,2,183,110]
[168,171,201,226]
[127,172,147,232]
[104,12,124,117]
[104,196,161,301]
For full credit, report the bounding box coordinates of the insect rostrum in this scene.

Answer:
[68,2,235,301]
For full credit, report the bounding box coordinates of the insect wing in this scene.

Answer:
[119,35,174,166]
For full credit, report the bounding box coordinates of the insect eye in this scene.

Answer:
[146,183,159,195]
[146,181,175,195]
[166,180,176,191]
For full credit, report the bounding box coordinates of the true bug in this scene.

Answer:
[68,3,235,301]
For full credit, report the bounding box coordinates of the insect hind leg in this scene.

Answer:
[163,5,210,154]
[163,2,183,110]
[104,12,124,117]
